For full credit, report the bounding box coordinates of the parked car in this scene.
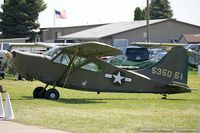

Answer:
[125,46,149,62]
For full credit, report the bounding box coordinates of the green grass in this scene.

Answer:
[1,70,200,133]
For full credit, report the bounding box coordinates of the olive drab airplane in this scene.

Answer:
[7,42,191,100]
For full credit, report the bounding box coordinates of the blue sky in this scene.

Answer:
[1,0,200,28]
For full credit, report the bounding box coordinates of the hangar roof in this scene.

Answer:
[59,19,168,40]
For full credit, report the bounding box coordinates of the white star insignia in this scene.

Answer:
[104,71,132,86]
[113,72,125,84]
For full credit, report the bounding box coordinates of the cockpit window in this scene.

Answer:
[45,48,102,72]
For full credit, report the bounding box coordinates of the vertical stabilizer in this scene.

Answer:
[139,46,188,85]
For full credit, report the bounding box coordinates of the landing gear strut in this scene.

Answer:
[161,94,167,99]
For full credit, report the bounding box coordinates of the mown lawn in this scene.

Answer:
[1,70,200,133]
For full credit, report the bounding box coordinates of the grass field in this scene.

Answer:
[1,70,200,133]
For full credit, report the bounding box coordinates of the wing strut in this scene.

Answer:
[58,49,79,88]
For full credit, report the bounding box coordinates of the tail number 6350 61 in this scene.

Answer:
[152,67,183,80]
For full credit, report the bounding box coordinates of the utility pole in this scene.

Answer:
[146,0,150,42]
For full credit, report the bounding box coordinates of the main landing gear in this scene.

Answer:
[33,85,60,100]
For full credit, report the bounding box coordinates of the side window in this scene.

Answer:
[73,56,101,72]
[73,56,86,67]
[81,62,101,72]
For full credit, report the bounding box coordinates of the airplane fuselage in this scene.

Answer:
[11,50,191,95]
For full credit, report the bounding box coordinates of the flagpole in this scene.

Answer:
[53,8,55,26]
[146,0,150,42]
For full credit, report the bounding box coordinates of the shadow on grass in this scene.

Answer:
[20,96,106,104]
[58,98,107,104]
[20,96,141,104]
[164,98,189,101]
[16,96,190,104]
[55,97,190,104]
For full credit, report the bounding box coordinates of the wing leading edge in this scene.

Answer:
[59,41,122,57]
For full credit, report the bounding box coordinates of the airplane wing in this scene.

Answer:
[59,42,122,57]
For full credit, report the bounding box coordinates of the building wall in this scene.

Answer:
[112,27,147,44]
[112,20,200,44]
[150,20,200,43]
[100,36,113,44]
[40,20,200,45]
[40,24,105,42]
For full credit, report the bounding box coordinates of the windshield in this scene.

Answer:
[43,47,61,59]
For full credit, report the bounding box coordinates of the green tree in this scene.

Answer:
[133,0,173,20]
[134,7,145,20]
[149,0,173,19]
[0,0,46,41]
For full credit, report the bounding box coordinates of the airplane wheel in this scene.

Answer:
[33,87,46,99]
[162,97,167,100]
[45,89,60,100]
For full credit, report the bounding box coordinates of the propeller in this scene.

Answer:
[5,52,13,60]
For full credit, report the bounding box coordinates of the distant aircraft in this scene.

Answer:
[7,42,191,100]
[184,44,200,68]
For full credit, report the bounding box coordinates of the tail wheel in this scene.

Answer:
[33,87,46,98]
[45,89,60,100]
[161,93,167,100]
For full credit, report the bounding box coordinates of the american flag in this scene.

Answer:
[55,10,67,19]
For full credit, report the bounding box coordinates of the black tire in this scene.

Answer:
[45,89,60,100]
[0,73,4,79]
[33,87,46,99]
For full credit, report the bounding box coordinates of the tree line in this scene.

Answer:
[0,0,46,41]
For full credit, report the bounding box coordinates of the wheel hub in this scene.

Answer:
[50,93,56,99]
